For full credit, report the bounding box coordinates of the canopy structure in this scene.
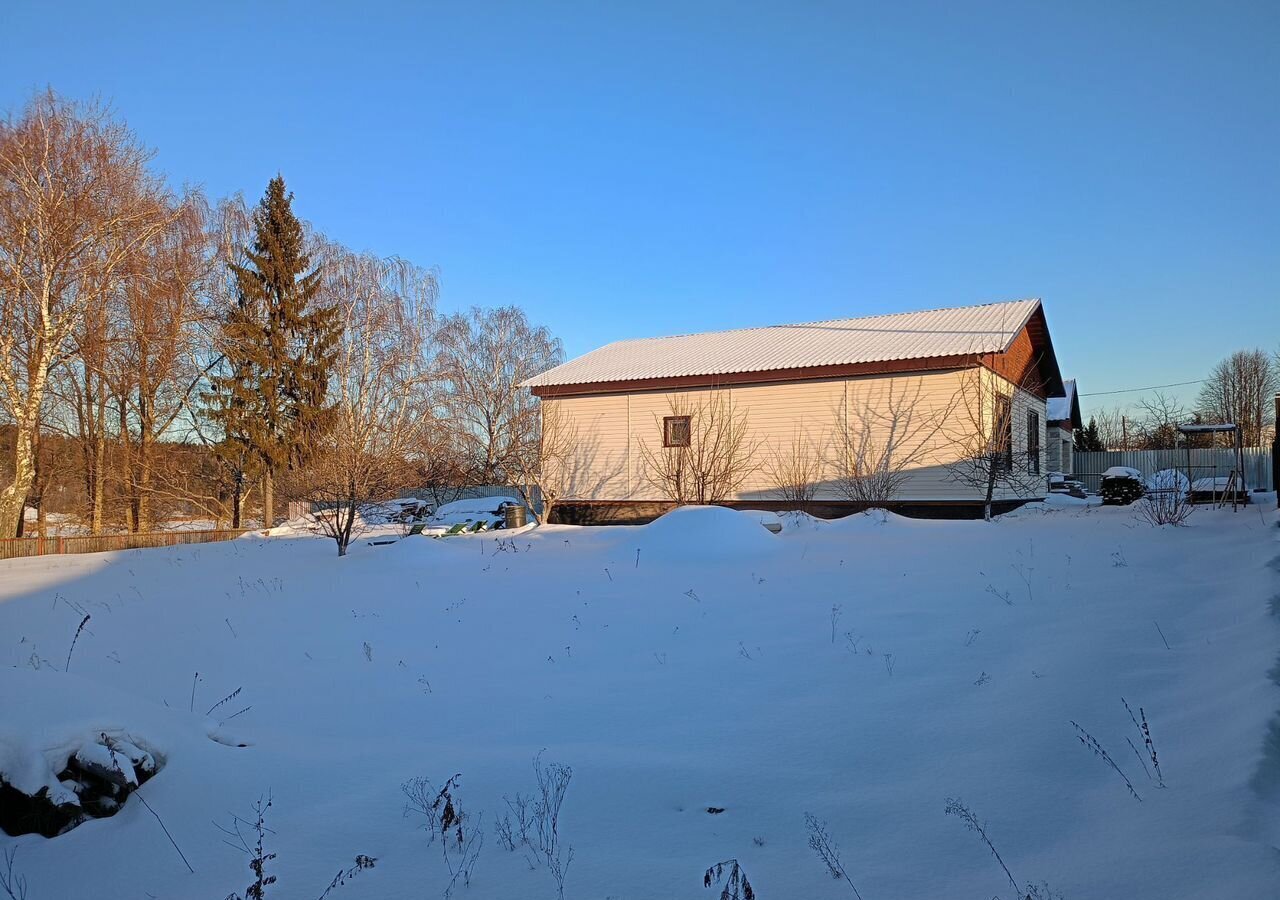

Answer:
[1177,423,1246,510]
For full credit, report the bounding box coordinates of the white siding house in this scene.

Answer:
[525,299,1067,522]
[1046,379,1082,474]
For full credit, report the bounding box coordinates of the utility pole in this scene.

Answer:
[1121,415,1129,450]
[1273,393,1279,509]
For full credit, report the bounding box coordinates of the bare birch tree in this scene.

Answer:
[296,247,437,555]
[435,307,563,483]
[944,366,1046,521]
[1196,349,1278,445]
[193,195,259,527]
[51,282,115,532]
[639,390,760,505]
[1132,390,1188,450]
[1091,406,1131,451]
[110,192,212,532]
[507,397,596,525]
[411,413,477,509]
[0,92,175,536]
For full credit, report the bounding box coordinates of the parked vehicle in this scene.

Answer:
[419,496,529,536]
[1100,466,1145,505]
[379,498,432,523]
[1047,472,1087,499]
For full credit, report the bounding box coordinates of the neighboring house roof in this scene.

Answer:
[527,298,1047,389]
[1046,379,1082,429]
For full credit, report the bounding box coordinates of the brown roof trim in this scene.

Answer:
[530,355,976,398]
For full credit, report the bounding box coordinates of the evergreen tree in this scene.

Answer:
[1075,417,1105,452]
[205,176,340,527]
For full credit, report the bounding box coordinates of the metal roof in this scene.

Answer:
[525,298,1043,388]
[1047,379,1077,423]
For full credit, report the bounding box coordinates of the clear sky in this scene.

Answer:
[2,1,1276,417]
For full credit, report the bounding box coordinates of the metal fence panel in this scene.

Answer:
[1071,448,1272,493]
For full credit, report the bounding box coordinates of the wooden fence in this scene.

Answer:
[0,528,254,562]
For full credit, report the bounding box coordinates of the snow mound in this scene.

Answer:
[0,667,244,837]
[735,509,783,532]
[776,510,824,531]
[1147,469,1190,494]
[820,508,903,530]
[634,506,778,559]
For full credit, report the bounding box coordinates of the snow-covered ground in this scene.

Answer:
[1,499,1278,899]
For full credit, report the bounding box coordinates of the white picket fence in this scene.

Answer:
[1071,448,1272,494]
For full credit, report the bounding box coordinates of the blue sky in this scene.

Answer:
[1,1,1276,416]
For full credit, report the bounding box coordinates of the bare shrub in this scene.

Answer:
[217,797,374,900]
[764,429,824,509]
[402,774,484,898]
[639,390,761,505]
[1070,722,1142,801]
[704,858,755,900]
[831,378,952,506]
[218,795,277,900]
[945,798,1064,900]
[1,847,28,900]
[495,791,536,857]
[1134,491,1193,527]
[1122,698,1166,788]
[64,613,91,672]
[804,813,864,898]
[314,855,378,900]
[532,752,574,899]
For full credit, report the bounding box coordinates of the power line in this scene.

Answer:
[1079,379,1205,398]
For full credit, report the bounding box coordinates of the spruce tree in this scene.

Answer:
[1075,417,1105,452]
[205,176,340,527]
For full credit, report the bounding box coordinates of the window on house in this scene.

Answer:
[994,394,1013,471]
[663,415,691,448]
[1062,439,1071,473]
[1027,410,1041,474]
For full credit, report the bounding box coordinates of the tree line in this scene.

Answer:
[0,90,562,545]
[1076,350,1279,452]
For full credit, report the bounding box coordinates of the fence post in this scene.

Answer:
[57,536,65,554]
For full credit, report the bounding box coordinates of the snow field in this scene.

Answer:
[0,500,1277,899]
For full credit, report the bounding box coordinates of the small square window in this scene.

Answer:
[663,415,691,448]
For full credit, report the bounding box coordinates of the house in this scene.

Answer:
[1045,379,1082,474]
[524,298,1067,523]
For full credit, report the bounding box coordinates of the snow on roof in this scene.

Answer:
[524,298,1043,388]
[1047,378,1076,422]
[1178,423,1238,433]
